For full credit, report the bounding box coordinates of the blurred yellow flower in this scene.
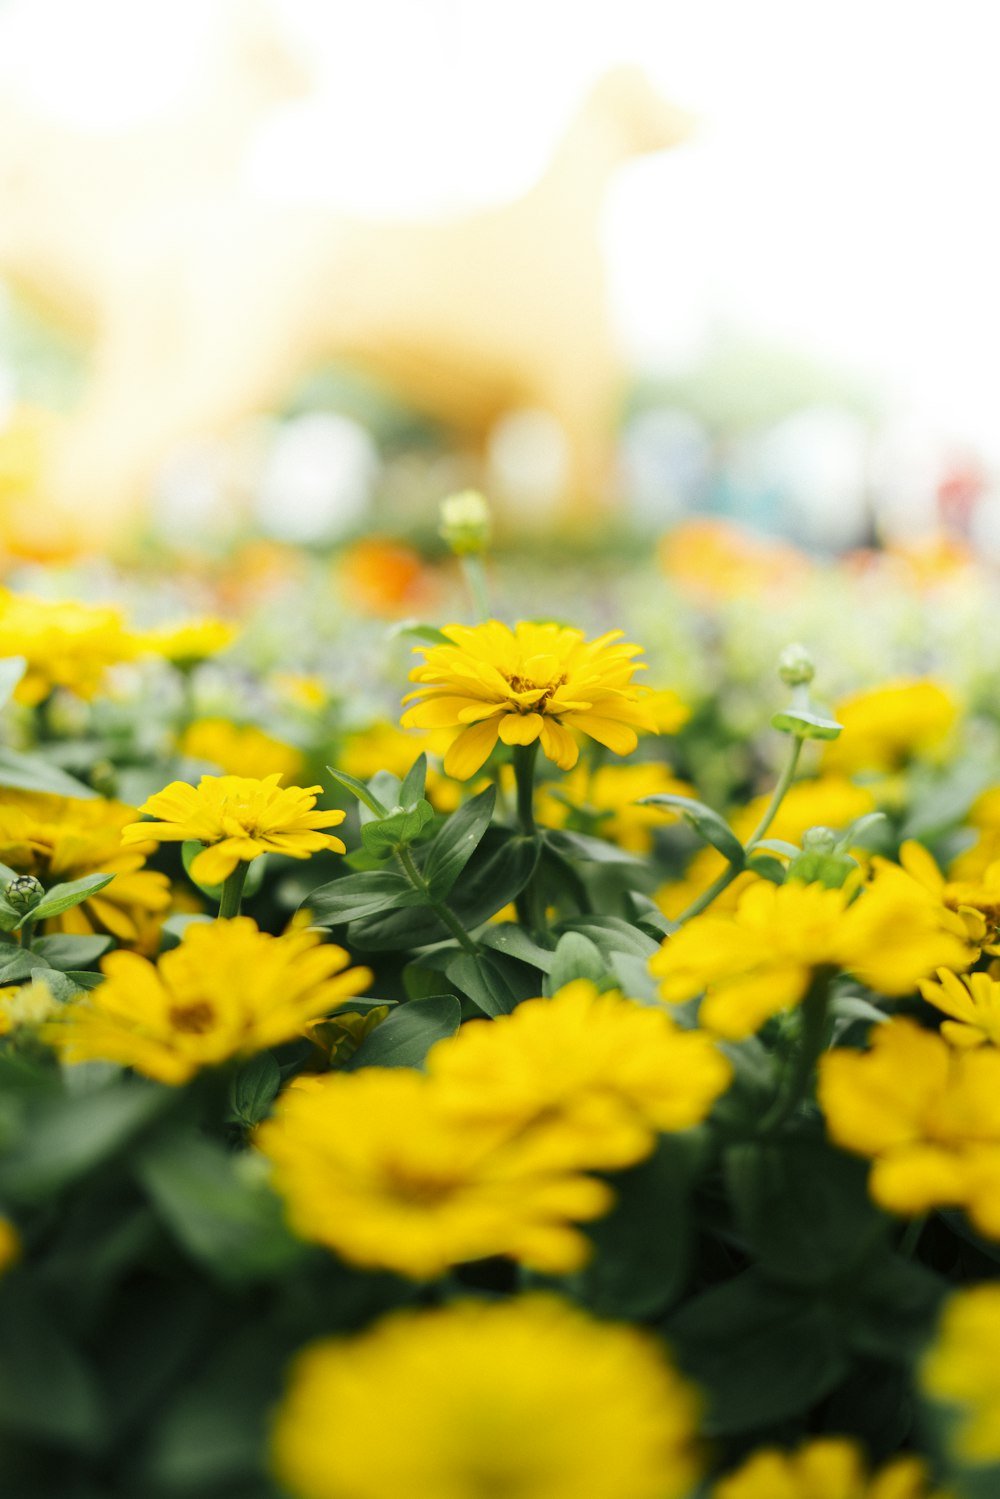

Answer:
[651,872,973,1040]
[256,1067,612,1277]
[43,917,370,1085]
[0,1216,21,1276]
[819,1018,1000,1234]
[122,774,345,886]
[643,687,691,735]
[823,680,957,774]
[0,589,139,705]
[402,620,656,779]
[270,672,327,712]
[139,617,237,666]
[950,785,1000,883]
[426,979,731,1170]
[922,1283,1000,1464]
[180,718,304,784]
[712,1437,948,1499]
[338,719,482,813]
[0,790,171,952]
[920,969,1000,1047]
[273,1296,702,1499]
[537,761,693,854]
[0,979,57,1036]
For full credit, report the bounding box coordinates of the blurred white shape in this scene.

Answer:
[487,409,569,525]
[751,407,871,550]
[255,412,378,541]
[622,407,710,528]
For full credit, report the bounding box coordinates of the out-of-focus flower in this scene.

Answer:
[922,1283,1000,1465]
[439,489,493,555]
[537,761,693,854]
[272,1297,702,1499]
[43,918,371,1085]
[0,791,171,952]
[338,719,478,812]
[270,672,328,712]
[822,681,957,775]
[122,774,345,886]
[336,536,433,616]
[180,718,304,783]
[712,1436,949,1499]
[0,589,140,704]
[403,620,656,779]
[0,979,57,1036]
[642,687,691,735]
[139,617,237,668]
[658,519,811,601]
[950,786,1000,883]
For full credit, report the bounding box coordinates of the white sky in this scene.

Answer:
[3,0,1000,453]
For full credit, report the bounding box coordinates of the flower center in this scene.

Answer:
[168,1001,217,1034]
[504,671,567,714]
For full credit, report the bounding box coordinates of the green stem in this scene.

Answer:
[395,846,478,955]
[218,862,249,919]
[899,1214,928,1259]
[512,742,539,837]
[18,918,34,952]
[460,555,491,623]
[757,973,831,1135]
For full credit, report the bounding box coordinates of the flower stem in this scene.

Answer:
[395,846,479,955]
[460,555,491,623]
[17,918,35,952]
[757,973,831,1135]
[218,862,249,919]
[512,743,539,837]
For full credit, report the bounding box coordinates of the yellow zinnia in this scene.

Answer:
[922,1284,1000,1465]
[0,588,140,705]
[139,617,237,666]
[401,620,656,779]
[42,917,371,1085]
[121,774,346,886]
[823,680,957,775]
[712,1437,949,1499]
[272,1296,702,1499]
[179,718,304,784]
[256,1067,612,1277]
[920,968,1000,1047]
[0,790,171,952]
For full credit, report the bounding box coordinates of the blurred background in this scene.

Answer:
[1,0,999,560]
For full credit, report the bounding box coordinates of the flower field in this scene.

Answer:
[3,513,1000,1498]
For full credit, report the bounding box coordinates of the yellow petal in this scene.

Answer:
[442,719,501,780]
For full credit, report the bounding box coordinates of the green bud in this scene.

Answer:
[801,826,837,854]
[3,875,44,915]
[778,643,816,687]
[439,490,493,556]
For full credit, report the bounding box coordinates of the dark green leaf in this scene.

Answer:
[227,1052,282,1127]
[398,752,428,806]
[542,828,646,866]
[638,794,745,866]
[422,786,496,898]
[443,951,540,1017]
[479,923,555,973]
[846,1252,946,1364]
[325,765,387,815]
[0,944,41,983]
[546,931,609,992]
[344,995,461,1069]
[360,798,435,857]
[556,915,660,962]
[0,1284,105,1448]
[29,872,115,920]
[0,1079,171,1200]
[450,831,541,927]
[31,933,113,970]
[308,870,417,925]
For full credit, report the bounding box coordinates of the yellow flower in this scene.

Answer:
[140,617,237,666]
[896,839,1000,954]
[121,774,346,886]
[712,1437,949,1499]
[402,620,656,779]
[272,1296,702,1499]
[179,718,304,784]
[922,1283,1000,1464]
[426,979,731,1170]
[256,1068,612,1277]
[536,762,693,855]
[920,969,1000,1047]
[0,790,171,952]
[338,719,487,814]
[42,917,371,1085]
[823,680,957,774]
[819,1018,1000,1234]
[0,589,140,705]
[0,1216,21,1276]
[0,979,57,1036]
[950,786,1000,884]
[271,672,328,712]
[643,687,691,735]
[651,872,972,1040]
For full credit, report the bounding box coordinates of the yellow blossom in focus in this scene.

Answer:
[920,969,1000,1047]
[823,681,957,775]
[180,718,304,784]
[42,918,371,1085]
[651,872,973,1040]
[537,761,693,854]
[402,620,656,779]
[0,1216,21,1275]
[0,790,171,952]
[121,774,345,886]
[426,980,731,1170]
[0,589,140,705]
[272,1296,702,1499]
[896,840,1000,955]
[712,1437,949,1499]
[256,1067,613,1277]
[139,617,237,666]
[819,1018,1000,1235]
[922,1283,1000,1464]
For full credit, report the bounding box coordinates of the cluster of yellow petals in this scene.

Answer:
[121,773,345,886]
[922,1283,1000,1465]
[536,760,693,855]
[652,871,972,1040]
[179,718,305,783]
[0,588,140,705]
[137,617,237,665]
[43,917,371,1085]
[920,969,1000,1048]
[0,790,171,951]
[713,1437,951,1499]
[257,981,730,1277]
[273,1296,702,1499]
[402,620,656,780]
[897,839,1000,955]
[823,680,957,775]
[820,1018,1000,1235]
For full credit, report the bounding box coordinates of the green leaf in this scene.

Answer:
[398,752,428,806]
[0,943,41,983]
[360,798,435,857]
[308,870,418,925]
[443,951,540,1017]
[31,967,87,1000]
[326,765,388,816]
[745,853,788,884]
[0,1284,105,1448]
[556,915,660,963]
[29,872,115,920]
[546,931,609,993]
[0,1079,171,1200]
[479,923,555,973]
[846,1253,946,1364]
[638,794,745,866]
[31,933,113,970]
[665,1269,849,1433]
[422,786,496,897]
[390,619,452,646]
[227,1052,282,1127]
[771,705,843,740]
[0,746,97,799]
[542,828,646,866]
[449,832,542,927]
[344,995,461,1068]
[0,655,27,707]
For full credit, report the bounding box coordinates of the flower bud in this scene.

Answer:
[439,490,493,556]
[801,826,837,854]
[3,875,44,915]
[778,643,815,687]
